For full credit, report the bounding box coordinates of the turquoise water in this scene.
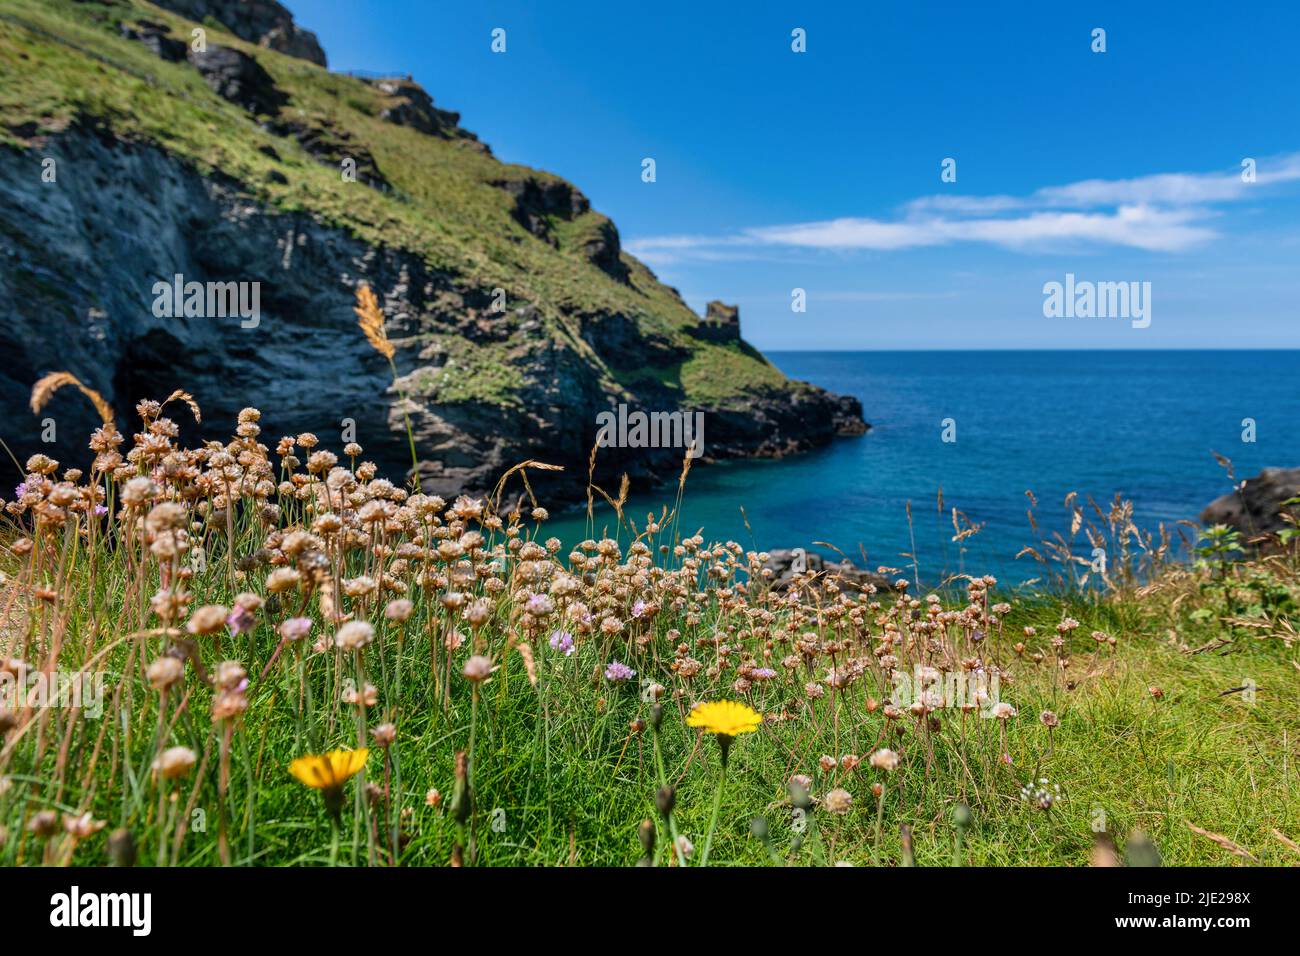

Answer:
[548,351,1300,585]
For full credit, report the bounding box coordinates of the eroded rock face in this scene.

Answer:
[1201,467,1300,547]
[152,0,327,66]
[118,20,187,62]
[0,129,423,485]
[364,77,485,152]
[494,177,589,238]
[187,44,287,115]
[0,129,866,503]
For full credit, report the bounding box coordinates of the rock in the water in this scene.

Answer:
[153,0,327,66]
[1201,467,1300,548]
[763,549,894,595]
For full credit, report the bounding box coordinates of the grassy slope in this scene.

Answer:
[0,0,787,407]
[2,502,1297,867]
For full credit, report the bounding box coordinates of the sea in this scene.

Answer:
[548,351,1300,587]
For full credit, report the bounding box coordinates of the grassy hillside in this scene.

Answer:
[0,0,788,409]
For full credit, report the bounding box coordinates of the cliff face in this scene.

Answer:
[151,0,327,65]
[0,0,866,500]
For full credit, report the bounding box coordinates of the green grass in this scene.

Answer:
[1,419,1297,867]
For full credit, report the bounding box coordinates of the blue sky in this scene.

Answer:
[291,0,1300,349]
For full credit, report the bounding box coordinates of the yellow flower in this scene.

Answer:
[289,748,370,790]
[687,700,761,737]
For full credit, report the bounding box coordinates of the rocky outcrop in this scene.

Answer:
[581,219,625,280]
[763,549,894,595]
[491,176,629,282]
[364,77,486,152]
[119,21,187,62]
[187,44,287,115]
[152,0,327,66]
[704,384,868,456]
[1201,467,1300,548]
[494,177,589,238]
[268,117,389,190]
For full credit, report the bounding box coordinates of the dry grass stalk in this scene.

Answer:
[29,370,115,427]
[354,283,394,361]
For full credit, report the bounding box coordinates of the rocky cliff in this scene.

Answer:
[0,0,866,501]
[151,0,326,65]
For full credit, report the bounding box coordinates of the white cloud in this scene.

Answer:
[628,153,1300,259]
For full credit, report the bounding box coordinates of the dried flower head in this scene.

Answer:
[462,655,494,683]
[335,621,375,652]
[152,746,197,781]
[869,748,901,772]
[823,788,853,814]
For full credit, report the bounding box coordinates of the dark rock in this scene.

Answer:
[494,177,589,239]
[119,20,187,62]
[363,77,483,149]
[703,383,870,457]
[1201,467,1300,548]
[763,549,894,595]
[152,0,327,66]
[582,219,629,283]
[574,310,687,370]
[492,177,628,282]
[187,45,287,116]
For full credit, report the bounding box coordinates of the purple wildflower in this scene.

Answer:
[548,630,575,657]
[604,660,635,682]
[226,605,256,636]
[631,600,647,619]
